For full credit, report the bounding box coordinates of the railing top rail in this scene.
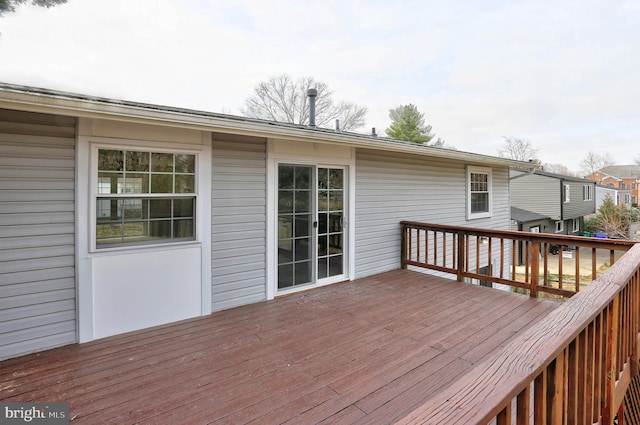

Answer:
[396,242,640,425]
[401,220,637,250]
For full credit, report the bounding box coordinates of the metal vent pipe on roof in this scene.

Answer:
[307,88,317,127]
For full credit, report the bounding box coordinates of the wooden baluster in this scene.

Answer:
[442,231,447,268]
[576,246,581,292]
[549,353,565,425]
[603,298,620,425]
[568,340,578,424]
[558,246,564,290]
[401,224,407,269]
[517,385,531,425]
[534,370,547,425]
[530,241,540,298]
[512,239,517,281]
[543,243,549,287]
[476,236,480,275]
[488,236,493,280]
[457,232,465,282]
[433,231,438,265]
[500,238,505,279]
[497,402,512,425]
[465,234,470,278]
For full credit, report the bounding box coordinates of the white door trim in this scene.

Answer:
[266,139,355,300]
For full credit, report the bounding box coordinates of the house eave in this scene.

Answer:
[0,82,532,169]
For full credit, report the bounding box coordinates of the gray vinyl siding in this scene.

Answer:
[211,133,267,311]
[562,181,596,220]
[354,149,511,279]
[0,109,77,360]
[510,172,561,219]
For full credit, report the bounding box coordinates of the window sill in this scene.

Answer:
[89,240,201,256]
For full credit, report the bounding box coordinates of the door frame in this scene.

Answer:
[266,139,355,299]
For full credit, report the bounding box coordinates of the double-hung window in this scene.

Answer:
[583,184,593,201]
[95,148,196,248]
[467,166,492,219]
[563,184,570,203]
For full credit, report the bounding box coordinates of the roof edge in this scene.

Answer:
[0,82,535,169]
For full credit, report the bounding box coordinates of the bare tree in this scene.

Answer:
[580,151,614,178]
[498,137,539,161]
[543,163,576,176]
[242,75,367,131]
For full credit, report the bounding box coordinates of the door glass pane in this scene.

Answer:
[329,255,343,276]
[317,167,344,280]
[329,169,343,189]
[318,190,328,211]
[278,165,313,289]
[318,258,328,279]
[294,261,311,285]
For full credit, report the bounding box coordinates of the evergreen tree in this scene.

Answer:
[385,104,443,145]
[0,0,66,16]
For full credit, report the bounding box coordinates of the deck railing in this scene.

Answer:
[398,222,640,425]
[401,221,636,299]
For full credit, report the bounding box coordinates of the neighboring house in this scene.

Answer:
[596,184,620,212]
[586,165,640,206]
[510,169,596,237]
[0,83,534,360]
[510,206,551,265]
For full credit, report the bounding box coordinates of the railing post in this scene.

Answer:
[457,231,465,282]
[530,241,540,298]
[401,223,407,269]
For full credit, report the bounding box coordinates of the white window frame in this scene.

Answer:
[467,166,492,220]
[555,221,564,233]
[563,184,570,203]
[572,219,579,233]
[583,184,593,201]
[90,143,201,252]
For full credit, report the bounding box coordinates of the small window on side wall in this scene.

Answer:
[572,219,579,233]
[563,184,570,203]
[555,221,564,233]
[467,166,492,220]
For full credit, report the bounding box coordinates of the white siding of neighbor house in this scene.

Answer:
[0,109,77,360]
[354,149,511,279]
[211,133,267,311]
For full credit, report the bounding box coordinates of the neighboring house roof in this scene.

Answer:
[0,82,534,169]
[596,184,619,190]
[511,207,550,223]
[512,168,594,183]
[598,165,640,179]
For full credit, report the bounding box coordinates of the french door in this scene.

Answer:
[277,164,346,290]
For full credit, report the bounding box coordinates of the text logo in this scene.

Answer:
[1,403,69,424]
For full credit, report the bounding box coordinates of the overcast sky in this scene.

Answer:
[1,0,638,173]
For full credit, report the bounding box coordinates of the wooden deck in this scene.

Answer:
[0,270,559,424]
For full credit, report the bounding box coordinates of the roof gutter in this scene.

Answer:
[0,82,535,169]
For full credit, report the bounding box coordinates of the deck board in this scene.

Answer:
[0,269,558,424]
